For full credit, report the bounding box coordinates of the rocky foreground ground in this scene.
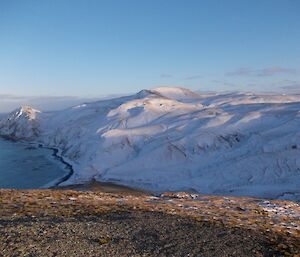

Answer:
[0,189,300,256]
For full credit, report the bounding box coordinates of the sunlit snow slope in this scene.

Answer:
[1,87,300,200]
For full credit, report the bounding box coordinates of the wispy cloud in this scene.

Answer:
[258,66,298,76]
[160,74,173,78]
[226,67,253,76]
[226,66,298,77]
[160,73,202,80]
[281,84,300,91]
[211,80,238,87]
[0,95,102,113]
[184,75,202,80]
[279,80,300,91]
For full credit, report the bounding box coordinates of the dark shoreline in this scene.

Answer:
[37,144,74,187]
[0,135,74,187]
[36,144,144,193]
[0,136,142,193]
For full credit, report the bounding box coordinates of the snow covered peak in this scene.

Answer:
[106,87,202,129]
[150,87,201,101]
[0,106,41,140]
[135,89,157,99]
[13,106,41,120]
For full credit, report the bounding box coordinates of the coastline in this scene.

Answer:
[36,144,74,187]
[36,143,144,193]
[0,135,143,193]
[0,135,74,188]
[1,135,300,199]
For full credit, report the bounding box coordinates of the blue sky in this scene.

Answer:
[0,0,300,97]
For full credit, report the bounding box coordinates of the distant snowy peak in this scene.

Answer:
[0,106,41,140]
[13,106,41,120]
[135,89,157,99]
[107,88,203,128]
[150,87,201,101]
[135,87,201,102]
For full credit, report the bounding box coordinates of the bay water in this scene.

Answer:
[0,138,68,189]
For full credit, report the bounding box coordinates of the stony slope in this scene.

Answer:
[0,189,299,256]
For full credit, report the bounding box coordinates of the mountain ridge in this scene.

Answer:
[1,87,300,200]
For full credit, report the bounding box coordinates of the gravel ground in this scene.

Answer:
[0,211,281,257]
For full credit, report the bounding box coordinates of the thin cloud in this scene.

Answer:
[258,66,298,76]
[0,95,101,113]
[160,74,173,78]
[160,73,202,80]
[279,80,300,91]
[211,80,238,87]
[226,67,253,76]
[281,84,300,90]
[226,66,298,77]
[184,75,202,80]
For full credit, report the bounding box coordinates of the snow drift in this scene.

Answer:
[2,87,300,200]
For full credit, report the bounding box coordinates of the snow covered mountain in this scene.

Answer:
[1,87,300,200]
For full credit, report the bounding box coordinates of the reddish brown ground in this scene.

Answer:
[0,189,300,256]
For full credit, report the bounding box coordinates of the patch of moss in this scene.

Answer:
[98,236,111,245]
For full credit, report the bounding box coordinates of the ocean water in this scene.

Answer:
[0,138,68,189]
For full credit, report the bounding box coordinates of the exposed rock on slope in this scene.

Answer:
[1,87,300,200]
